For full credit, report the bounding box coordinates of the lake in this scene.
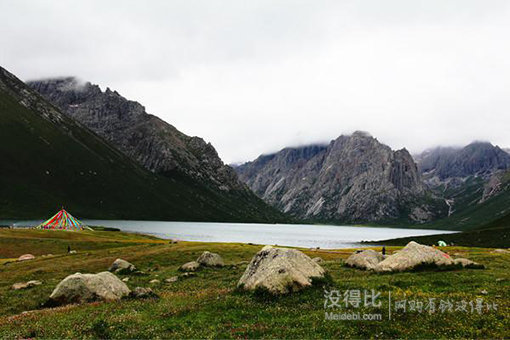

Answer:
[2,219,456,249]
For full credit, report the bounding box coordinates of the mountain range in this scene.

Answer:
[0,66,285,222]
[236,134,510,229]
[2,64,509,231]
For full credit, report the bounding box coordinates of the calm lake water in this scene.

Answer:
[3,219,457,249]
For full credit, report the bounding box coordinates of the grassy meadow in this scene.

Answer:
[0,229,508,338]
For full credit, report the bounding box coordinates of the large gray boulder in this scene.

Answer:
[374,241,454,273]
[238,246,326,294]
[108,258,136,274]
[345,249,384,270]
[197,251,224,267]
[48,272,131,305]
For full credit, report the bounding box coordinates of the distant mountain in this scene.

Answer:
[414,142,510,230]
[236,132,442,223]
[417,142,510,181]
[0,66,284,222]
[28,77,247,192]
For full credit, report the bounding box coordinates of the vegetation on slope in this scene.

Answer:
[0,229,508,338]
[0,67,286,223]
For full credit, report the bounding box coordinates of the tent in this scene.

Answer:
[36,208,91,231]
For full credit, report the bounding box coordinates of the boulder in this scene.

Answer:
[237,246,326,294]
[48,272,130,306]
[130,287,158,299]
[345,249,384,270]
[179,261,201,272]
[196,251,224,267]
[374,241,454,273]
[12,280,42,290]
[453,258,485,269]
[18,254,35,262]
[109,258,136,274]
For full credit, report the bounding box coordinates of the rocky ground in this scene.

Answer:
[0,229,508,338]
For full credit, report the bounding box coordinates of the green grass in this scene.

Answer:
[0,229,508,338]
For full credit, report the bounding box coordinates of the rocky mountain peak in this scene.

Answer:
[28,77,249,193]
[236,132,432,223]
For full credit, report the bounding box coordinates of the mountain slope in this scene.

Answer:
[414,143,510,230]
[236,132,443,223]
[28,78,247,192]
[0,66,285,222]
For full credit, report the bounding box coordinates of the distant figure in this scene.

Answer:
[67,245,71,253]
[382,246,386,256]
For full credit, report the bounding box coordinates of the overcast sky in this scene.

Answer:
[1,0,509,163]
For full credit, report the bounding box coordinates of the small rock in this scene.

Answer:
[179,261,201,272]
[109,259,137,274]
[312,257,324,263]
[130,287,159,299]
[180,272,196,278]
[149,279,160,284]
[12,280,42,290]
[69,250,77,254]
[18,254,35,262]
[133,270,148,276]
[122,277,130,282]
[453,258,485,269]
[196,251,224,267]
[164,276,178,283]
[496,278,505,282]
[480,290,488,295]
[345,249,383,270]
[492,249,510,254]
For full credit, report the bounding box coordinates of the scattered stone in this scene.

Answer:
[180,272,196,278]
[236,261,250,265]
[179,261,201,272]
[164,276,178,283]
[108,258,137,274]
[496,278,505,282]
[69,250,77,254]
[492,249,510,254]
[18,254,35,262]
[345,250,383,270]
[47,272,130,306]
[196,251,224,267]
[374,241,456,273]
[480,290,488,295]
[149,279,160,284]
[453,258,485,269]
[122,277,130,282]
[312,257,324,263]
[133,270,148,276]
[238,245,326,295]
[12,280,42,290]
[130,287,159,299]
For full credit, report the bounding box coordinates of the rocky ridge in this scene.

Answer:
[28,77,247,193]
[236,132,435,223]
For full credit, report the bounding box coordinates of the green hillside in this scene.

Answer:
[0,67,286,222]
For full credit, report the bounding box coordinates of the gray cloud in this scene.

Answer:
[1,0,509,163]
